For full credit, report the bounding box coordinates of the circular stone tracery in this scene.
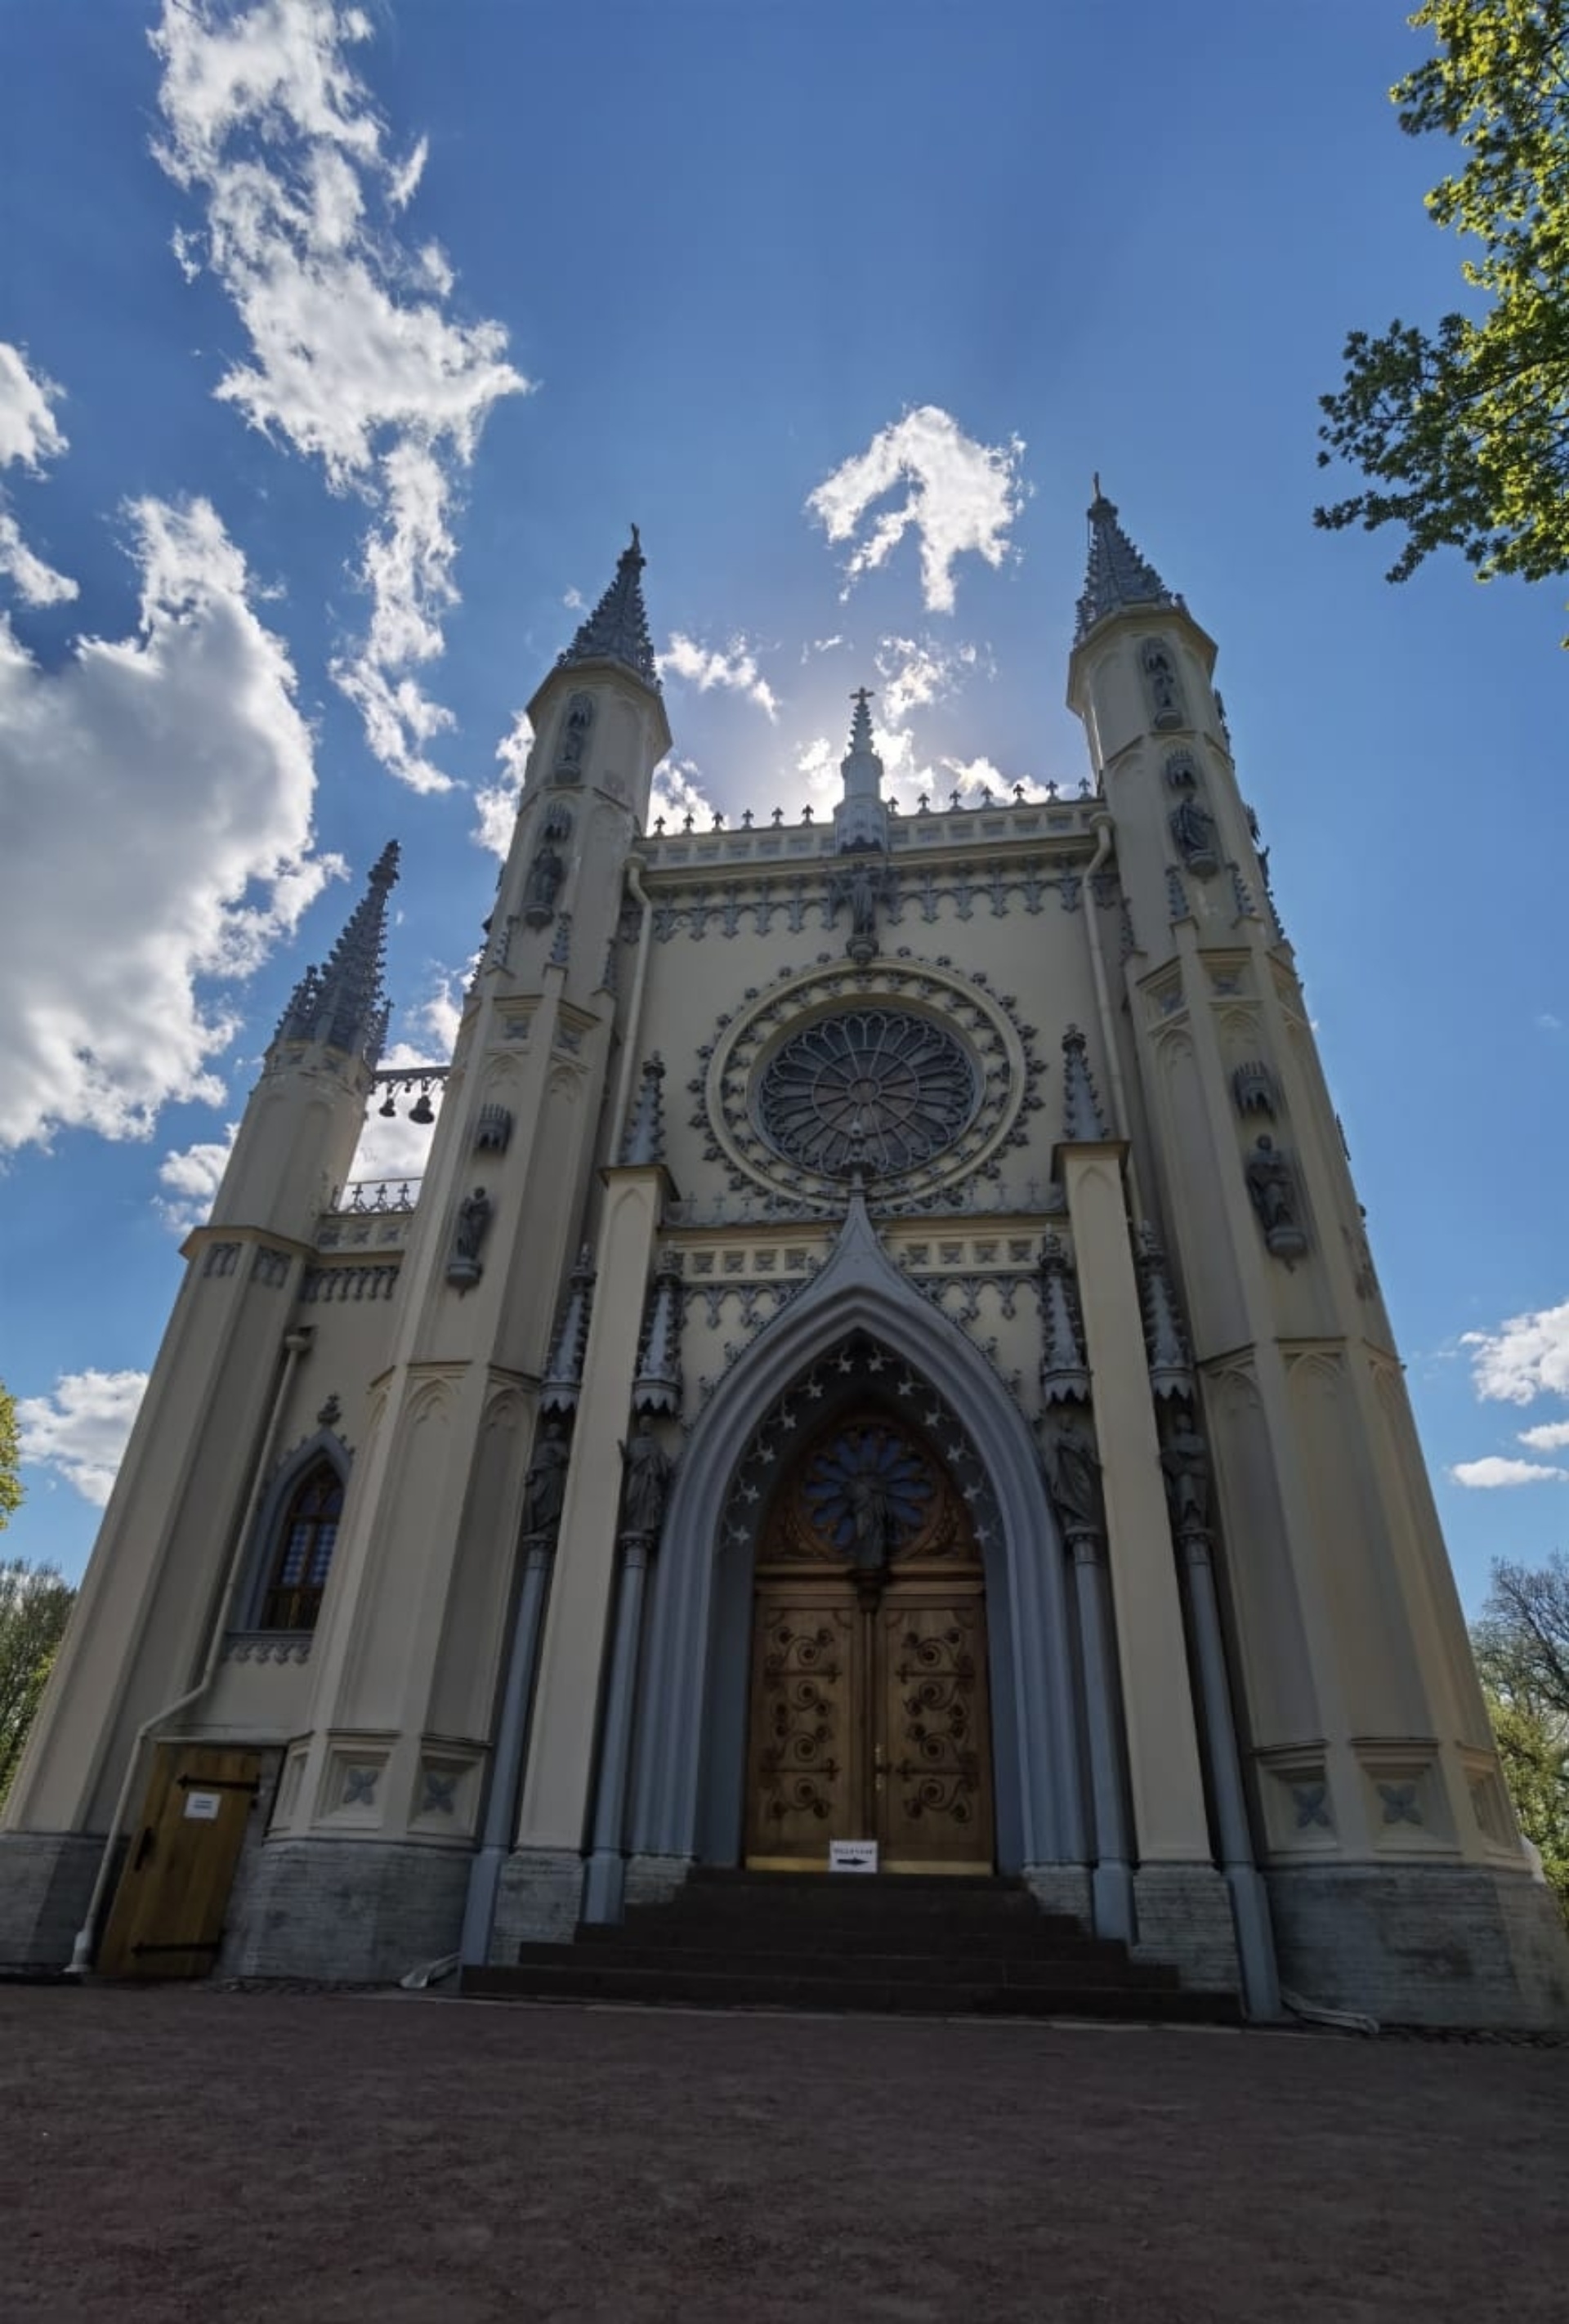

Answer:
[758,1009,976,1179]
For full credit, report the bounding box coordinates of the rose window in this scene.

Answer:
[757,1009,977,1179]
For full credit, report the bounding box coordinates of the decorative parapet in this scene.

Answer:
[224,1632,312,1665]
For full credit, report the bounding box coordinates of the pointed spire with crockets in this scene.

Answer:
[1074,477,1177,643]
[1061,1024,1111,1142]
[557,525,660,690]
[541,1245,597,1416]
[275,841,399,1069]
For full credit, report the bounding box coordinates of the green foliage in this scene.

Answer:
[1472,1550,1569,1913]
[0,1380,21,1531]
[0,1557,76,1810]
[1315,2,1569,632]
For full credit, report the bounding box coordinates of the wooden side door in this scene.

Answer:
[875,1584,993,1871]
[744,1593,860,1869]
[98,1744,261,1978]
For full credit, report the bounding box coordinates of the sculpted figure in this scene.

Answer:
[1160,1414,1210,1531]
[1045,1413,1104,1539]
[521,1423,570,1538]
[620,1416,672,1539]
[845,1464,896,1565]
[1169,794,1217,870]
[454,1185,493,1263]
[1245,1135,1294,1231]
[555,691,594,775]
[523,838,563,918]
[1142,641,1182,726]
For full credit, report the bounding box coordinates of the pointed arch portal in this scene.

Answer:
[627,1200,1087,1877]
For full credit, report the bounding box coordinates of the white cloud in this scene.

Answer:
[1518,1419,1569,1451]
[18,1370,150,1508]
[1449,1455,1569,1490]
[0,494,334,1152]
[472,710,532,859]
[151,0,530,792]
[563,586,585,612]
[659,632,779,722]
[1535,1011,1563,1035]
[1462,1300,1569,1406]
[0,342,78,607]
[807,405,1026,614]
[156,1127,238,1231]
[650,754,716,830]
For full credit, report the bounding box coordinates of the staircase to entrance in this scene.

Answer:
[466,1870,1242,2021]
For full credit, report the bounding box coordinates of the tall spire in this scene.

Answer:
[557,525,660,690]
[1074,480,1177,643]
[834,685,889,855]
[275,842,398,1069]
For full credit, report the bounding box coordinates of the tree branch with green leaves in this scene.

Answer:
[1315,1,1569,637]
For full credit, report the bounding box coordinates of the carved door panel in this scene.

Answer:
[875,1589,992,1870]
[745,1597,858,1869]
[743,1408,995,1875]
[98,1744,261,1978]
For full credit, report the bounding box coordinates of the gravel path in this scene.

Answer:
[2,1988,1565,2323]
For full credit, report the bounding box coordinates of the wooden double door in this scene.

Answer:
[744,1412,994,1873]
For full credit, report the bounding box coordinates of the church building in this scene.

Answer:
[4,498,1565,2027]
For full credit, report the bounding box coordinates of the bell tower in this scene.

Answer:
[1067,485,1557,2022]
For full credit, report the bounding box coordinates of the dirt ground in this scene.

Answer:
[1,1989,1564,2324]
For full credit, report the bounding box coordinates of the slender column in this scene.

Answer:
[458,1536,555,1966]
[514,1167,663,1853]
[581,1537,652,1924]
[1060,1142,1210,1859]
[1068,1534,1134,1941]
[1178,1526,1281,2018]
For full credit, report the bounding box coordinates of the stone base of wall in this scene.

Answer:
[624,1852,694,1911]
[1267,1861,1569,2029]
[0,1831,107,1969]
[219,1838,470,1982]
[1132,1862,1240,1994]
[1021,1863,1093,1925]
[489,1846,584,1955]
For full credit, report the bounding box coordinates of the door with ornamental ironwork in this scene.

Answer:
[744,1412,993,1872]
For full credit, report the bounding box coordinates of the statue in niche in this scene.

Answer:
[1160,1411,1211,1532]
[452,1185,493,1267]
[846,1464,896,1567]
[619,1416,673,1540]
[554,690,595,780]
[834,851,885,962]
[1245,1135,1308,1258]
[521,1422,570,1540]
[522,835,565,924]
[1044,1411,1105,1540]
[1169,793,1218,875]
[1142,641,1183,730]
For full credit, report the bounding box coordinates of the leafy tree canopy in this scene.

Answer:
[0,1380,20,1531]
[1315,2,1569,635]
[0,1556,75,1809]
[1472,1550,1569,1911]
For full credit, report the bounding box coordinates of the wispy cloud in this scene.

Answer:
[650,754,717,830]
[0,342,78,606]
[18,1369,149,1507]
[0,494,334,1151]
[659,632,779,721]
[807,405,1026,613]
[1450,1455,1569,1490]
[1518,1419,1569,1451]
[155,1127,238,1231]
[151,0,530,793]
[473,710,533,859]
[1462,1298,1569,1406]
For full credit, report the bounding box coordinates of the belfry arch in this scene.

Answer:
[624,1199,1088,1884]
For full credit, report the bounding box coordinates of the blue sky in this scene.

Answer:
[1,0,1565,1608]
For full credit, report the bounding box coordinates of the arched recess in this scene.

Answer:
[626,1198,1086,1875]
[235,1427,351,1634]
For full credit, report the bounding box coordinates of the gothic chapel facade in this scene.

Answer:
[4,503,1565,2027]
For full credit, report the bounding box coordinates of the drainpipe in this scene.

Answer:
[65,1324,315,1974]
[609,855,654,1158]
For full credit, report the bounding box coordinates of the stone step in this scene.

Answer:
[464,1961,1239,2022]
[579,1920,1119,1961]
[511,1942,1182,1991]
